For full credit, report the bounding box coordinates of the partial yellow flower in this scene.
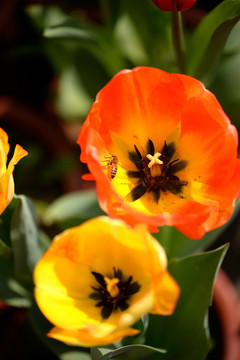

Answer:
[0,128,28,215]
[34,216,180,347]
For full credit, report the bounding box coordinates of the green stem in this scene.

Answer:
[171,11,185,74]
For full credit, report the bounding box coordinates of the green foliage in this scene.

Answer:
[23,0,240,122]
[11,195,42,281]
[0,239,12,260]
[145,245,228,360]
[61,353,91,360]
[26,1,174,121]
[0,257,32,307]
[91,344,166,360]
[90,246,227,360]
[187,0,240,79]
[44,21,97,42]
[0,196,39,306]
[208,21,240,127]
[42,190,104,228]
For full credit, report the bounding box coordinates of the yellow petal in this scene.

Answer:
[8,144,28,170]
[151,271,180,315]
[0,142,28,215]
[181,181,219,206]
[48,326,139,347]
[0,128,9,175]
[34,259,101,330]
[166,121,181,150]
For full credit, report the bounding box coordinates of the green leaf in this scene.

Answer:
[0,257,32,307]
[39,230,51,253]
[91,347,115,360]
[145,245,228,360]
[56,65,93,119]
[0,196,19,247]
[187,0,240,79]
[91,344,166,360]
[43,190,104,226]
[26,4,69,31]
[44,26,94,40]
[60,351,91,360]
[44,19,97,42]
[11,195,42,281]
[114,14,148,65]
[0,238,12,260]
[44,18,126,76]
[208,22,240,126]
[154,224,224,260]
[0,197,34,306]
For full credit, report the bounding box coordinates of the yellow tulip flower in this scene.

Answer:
[34,217,180,347]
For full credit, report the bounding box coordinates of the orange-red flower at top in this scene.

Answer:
[151,0,197,11]
[78,67,240,239]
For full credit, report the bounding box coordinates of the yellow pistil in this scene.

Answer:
[147,152,163,177]
[147,152,163,168]
[104,277,120,297]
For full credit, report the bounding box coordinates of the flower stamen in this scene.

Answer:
[126,140,188,203]
[90,268,141,319]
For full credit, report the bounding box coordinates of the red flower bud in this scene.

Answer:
[152,0,197,11]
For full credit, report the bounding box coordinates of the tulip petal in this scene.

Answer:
[0,128,10,175]
[151,271,180,315]
[0,131,28,215]
[48,326,139,347]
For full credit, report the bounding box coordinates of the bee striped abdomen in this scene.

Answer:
[106,155,118,179]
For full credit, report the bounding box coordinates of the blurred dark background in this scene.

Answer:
[0,1,240,359]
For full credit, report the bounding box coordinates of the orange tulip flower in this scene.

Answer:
[78,67,240,239]
[0,128,28,215]
[34,217,179,347]
[151,0,197,11]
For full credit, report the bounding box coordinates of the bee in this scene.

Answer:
[104,155,119,179]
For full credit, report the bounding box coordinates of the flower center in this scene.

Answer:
[126,139,188,203]
[147,152,163,177]
[104,276,120,297]
[147,152,163,168]
[89,268,141,319]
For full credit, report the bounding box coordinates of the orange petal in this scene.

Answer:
[81,173,95,181]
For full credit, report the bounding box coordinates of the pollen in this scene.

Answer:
[147,152,163,168]
[104,276,120,297]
